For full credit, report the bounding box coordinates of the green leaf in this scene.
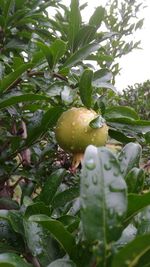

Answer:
[68,0,81,52]
[47,259,76,267]
[114,224,137,251]
[107,119,150,135]
[125,192,150,224]
[105,106,139,121]
[24,107,63,148]
[58,215,80,233]
[0,198,19,210]
[50,39,67,66]
[112,234,150,267]
[118,143,142,178]
[74,25,96,50]
[62,42,100,68]
[0,253,32,267]
[37,42,53,69]
[39,169,66,205]
[0,94,50,109]
[24,202,51,219]
[94,82,117,93]
[92,69,112,86]
[81,145,127,245]
[0,63,32,93]
[79,69,93,108]
[126,168,145,193]
[89,6,105,29]
[136,206,150,235]
[29,215,77,260]
[108,129,136,143]
[52,187,79,209]
[89,115,106,129]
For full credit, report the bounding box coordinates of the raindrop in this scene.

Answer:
[82,194,87,200]
[113,170,120,177]
[109,181,125,192]
[91,138,95,142]
[72,122,75,126]
[104,163,111,171]
[85,158,96,170]
[84,182,89,188]
[110,158,116,163]
[118,155,123,161]
[118,211,123,217]
[109,208,114,216]
[92,175,98,185]
[84,129,88,133]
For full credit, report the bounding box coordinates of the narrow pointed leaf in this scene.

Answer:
[0,63,32,93]
[105,106,139,121]
[37,42,53,69]
[89,115,106,129]
[112,234,150,267]
[24,107,63,148]
[50,39,67,66]
[62,43,100,68]
[68,0,81,52]
[39,169,66,205]
[89,6,105,29]
[118,143,142,178]
[0,94,50,109]
[74,25,96,49]
[0,253,32,267]
[81,145,127,244]
[79,69,93,108]
[29,215,77,260]
[52,187,79,209]
[47,259,76,267]
[125,192,150,224]
[126,168,144,193]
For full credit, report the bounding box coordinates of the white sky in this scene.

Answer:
[60,0,150,90]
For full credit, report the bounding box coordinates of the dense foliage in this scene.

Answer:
[120,80,150,120]
[0,0,150,266]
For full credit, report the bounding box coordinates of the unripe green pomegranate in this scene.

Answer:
[55,107,108,168]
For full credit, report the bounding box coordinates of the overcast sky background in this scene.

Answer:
[57,0,150,91]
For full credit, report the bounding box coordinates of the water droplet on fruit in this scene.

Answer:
[72,122,75,126]
[91,138,95,142]
[85,158,96,170]
[84,129,88,133]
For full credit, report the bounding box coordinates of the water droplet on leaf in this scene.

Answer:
[104,163,111,171]
[92,175,98,185]
[85,158,96,170]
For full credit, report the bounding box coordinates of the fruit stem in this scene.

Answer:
[72,152,84,169]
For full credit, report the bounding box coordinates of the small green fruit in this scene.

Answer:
[55,107,108,154]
